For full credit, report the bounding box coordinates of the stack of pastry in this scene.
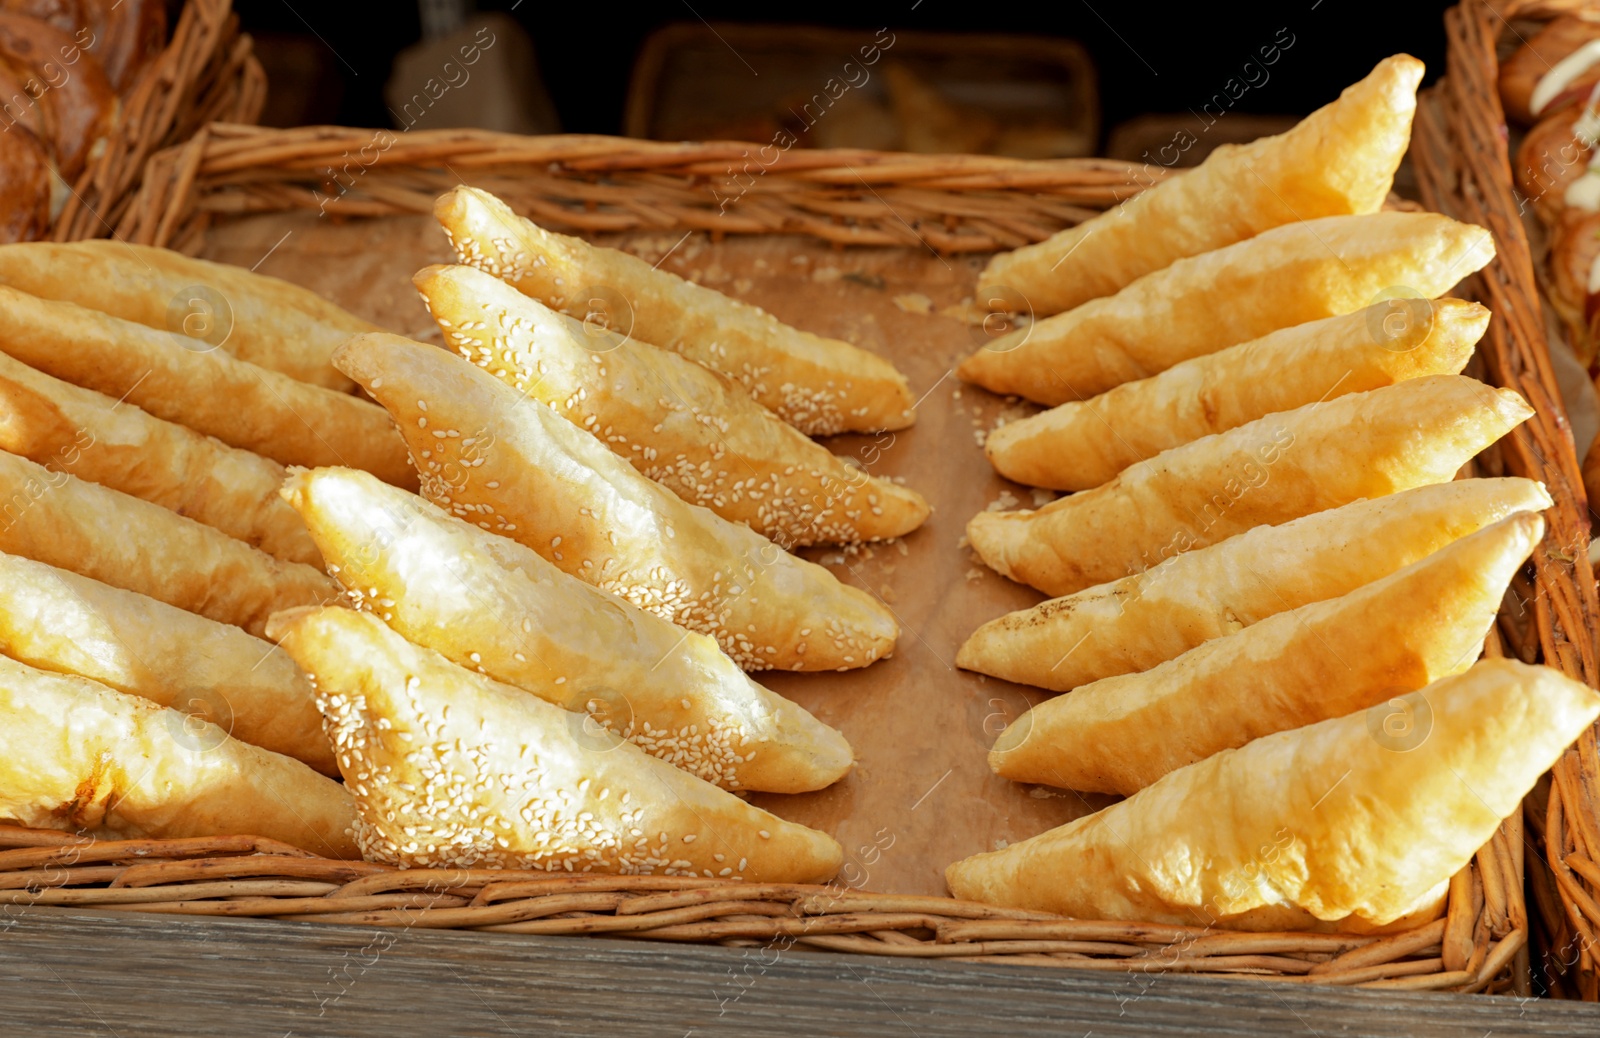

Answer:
[949,55,1600,933]
[0,186,924,884]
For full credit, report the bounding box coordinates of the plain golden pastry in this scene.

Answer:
[978,55,1422,317]
[958,476,1552,692]
[0,448,339,637]
[0,285,413,485]
[0,549,333,773]
[283,465,852,793]
[0,353,320,565]
[0,652,358,857]
[411,265,929,546]
[271,606,844,881]
[991,513,1541,794]
[0,241,382,391]
[335,333,899,672]
[967,375,1533,597]
[947,658,1600,932]
[958,212,1496,405]
[434,185,915,436]
[985,297,1486,491]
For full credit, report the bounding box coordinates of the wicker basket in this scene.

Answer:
[28,119,1583,995]
[1411,0,1600,1000]
[48,0,264,242]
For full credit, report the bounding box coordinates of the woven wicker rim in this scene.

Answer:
[1411,0,1600,1000]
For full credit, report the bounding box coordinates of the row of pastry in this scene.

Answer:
[0,187,933,880]
[942,56,1600,932]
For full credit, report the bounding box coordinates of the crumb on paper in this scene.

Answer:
[973,429,987,447]
[1031,488,1057,508]
[879,585,896,604]
[896,540,910,556]
[733,278,753,295]
[702,263,730,284]
[986,491,1018,513]
[790,254,808,265]
[957,534,969,549]
[1027,786,1067,800]
[893,292,933,315]
[754,257,770,271]
[966,566,985,582]
[993,839,1010,851]
[811,265,842,283]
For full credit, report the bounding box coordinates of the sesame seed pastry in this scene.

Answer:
[434,186,915,436]
[0,285,415,487]
[0,241,382,392]
[959,477,1552,693]
[0,449,340,638]
[958,212,1496,405]
[335,334,899,673]
[0,653,358,858]
[991,513,1542,795]
[984,297,1487,492]
[948,658,1600,933]
[282,466,852,793]
[412,265,930,547]
[978,55,1423,318]
[271,606,844,881]
[0,550,335,775]
[0,352,320,566]
[967,376,1534,597]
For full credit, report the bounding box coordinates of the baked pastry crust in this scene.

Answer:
[336,333,899,672]
[979,55,1422,317]
[283,465,852,792]
[948,658,1600,932]
[434,185,915,436]
[272,606,844,881]
[967,376,1533,597]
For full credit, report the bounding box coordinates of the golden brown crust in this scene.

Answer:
[948,659,1600,931]
[0,549,334,773]
[978,55,1422,317]
[0,13,115,179]
[0,242,380,391]
[1514,107,1591,228]
[0,118,50,242]
[959,213,1496,406]
[0,285,414,486]
[336,333,899,673]
[0,353,319,565]
[0,448,339,636]
[284,466,852,793]
[967,376,1534,597]
[414,265,929,546]
[1500,14,1600,125]
[991,514,1542,794]
[0,652,357,857]
[272,607,843,880]
[984,298,1487,491]
[958,477,1553,693]
[435,186,915,436]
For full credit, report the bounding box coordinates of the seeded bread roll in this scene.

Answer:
[283,465,852,793]
[413,265,929,546]
[435,185,915,436]
[272,606,843,881]
[336,333,899,673]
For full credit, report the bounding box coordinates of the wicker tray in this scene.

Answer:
[1411,0,1600,1000]
[24,119,1583,995]
[47,0,263,242]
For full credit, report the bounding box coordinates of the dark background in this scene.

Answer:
[237,1,1457,142]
